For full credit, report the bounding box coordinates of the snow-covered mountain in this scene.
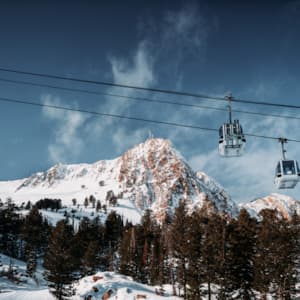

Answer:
[242,193,300,219]
[0,138,238,222]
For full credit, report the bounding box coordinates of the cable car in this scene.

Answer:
[219,120,246,156]
[274,138,300,189]
[218,94,246,157]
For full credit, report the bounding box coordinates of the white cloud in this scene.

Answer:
[84,4,213,151]
[42,94,65,120]
[42,95,87,163]
[109,41,154,88]
[112,127,149,153]
[86,41,155,149]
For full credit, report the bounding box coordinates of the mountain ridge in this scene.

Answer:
[1,138,299,222]
[241,193,300,219]
[0,138,237,222]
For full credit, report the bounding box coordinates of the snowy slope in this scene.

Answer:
[196,171,238,216]
[242,193,300,219]
[0,256,181,300]
[0,138,238,222]
[0,254,48,298]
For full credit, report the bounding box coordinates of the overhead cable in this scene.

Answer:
[0,77,300,121]
[0,95,299,143]
[0,67,299,109]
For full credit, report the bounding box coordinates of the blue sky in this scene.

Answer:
[0,0,300,203]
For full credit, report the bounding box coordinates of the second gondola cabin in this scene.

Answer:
[274,159,300,189]
[219,119,246,157]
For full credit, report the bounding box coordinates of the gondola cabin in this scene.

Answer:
[274,159,300,189]
[219,119,246,157]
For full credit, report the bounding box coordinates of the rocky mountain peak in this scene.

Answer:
[116,138,238,221]
[242,193,300,219]
[2,138,238,223]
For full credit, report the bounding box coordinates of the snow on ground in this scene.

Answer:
[0,269,182,300]
[0,159,123,209]
[1,253,298,300]
[0,254,47,299]
[0,178,143,226]
[75,272,181,300]
[0,289,54,300]
[0,253,181,299]
[38,199,142,228]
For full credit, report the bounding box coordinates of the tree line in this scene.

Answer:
[0,198,299,300]
[119,202,300,300]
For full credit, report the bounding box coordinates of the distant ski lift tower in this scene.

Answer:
[218,93,246,157]
[274,138,300,189]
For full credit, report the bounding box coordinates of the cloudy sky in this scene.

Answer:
[0,0,300,203]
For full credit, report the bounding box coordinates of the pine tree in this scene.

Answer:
[0,200,22,258]
[254,209,280,299]
[200,212,226,300]
[138,210,157,283]
[43,220,76,300]
[186,211,203,300]
[84,197,88,208]
[169,200,189,298]
[25,201,32,210]
[225,209,257,299]
[71,216,104,272]
[89,195,96,208]
[96,200,101,212]
[81,240,100,275]
[119,212,162,285]
[22,207,45,254]
[254,210,300,299]
[195,210,229,300]
[26,249,37,277]
[105,211,123,254]
[272,214,300,299]
[148,224,165,286]
[119,226,139,278]
[285,212,300,298]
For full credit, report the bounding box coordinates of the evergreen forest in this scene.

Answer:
[0,198,300,300]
